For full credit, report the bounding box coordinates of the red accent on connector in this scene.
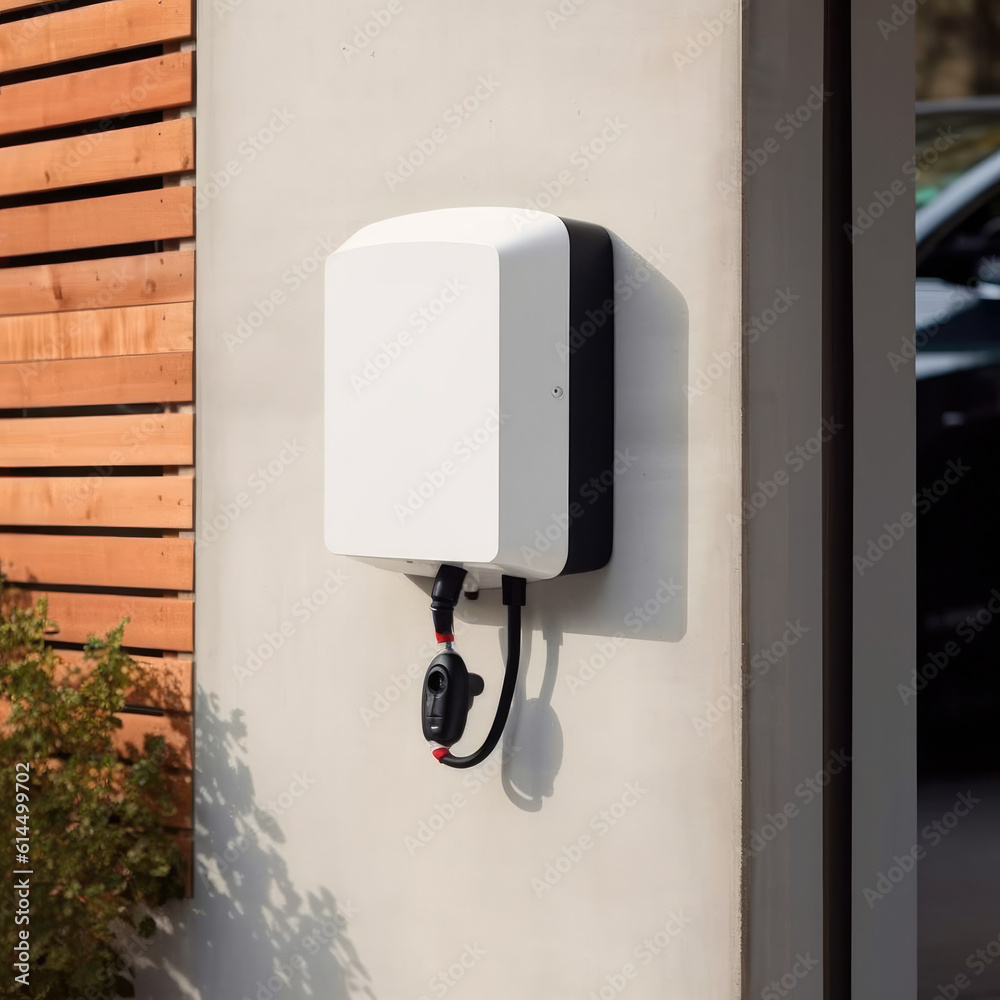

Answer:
[435,632,454,644]
[432,747,449,761]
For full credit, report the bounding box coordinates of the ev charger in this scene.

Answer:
[324,207,614,588]
[324,207,614,767]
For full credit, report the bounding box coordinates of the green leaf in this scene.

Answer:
[0,587,184,995]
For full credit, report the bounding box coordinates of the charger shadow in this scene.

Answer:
[501,618,564,811]
[445,236,690,643]
[401,238,688,809]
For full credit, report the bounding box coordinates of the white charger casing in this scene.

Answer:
[324,207,613,587]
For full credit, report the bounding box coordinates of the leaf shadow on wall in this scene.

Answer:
[136,689,373,1000]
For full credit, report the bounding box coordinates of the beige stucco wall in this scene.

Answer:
[136,0,914,996]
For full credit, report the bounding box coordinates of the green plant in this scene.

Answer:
[0,586,186,999]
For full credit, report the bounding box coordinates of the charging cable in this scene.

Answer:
[421,565,525,769]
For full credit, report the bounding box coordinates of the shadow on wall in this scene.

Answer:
[137,689,372,1000]
[501,620,563,811]
[406,238,688,813]
[444,236,689,644]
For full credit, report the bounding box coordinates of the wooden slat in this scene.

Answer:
[0,701,192,774]
[0,0,192,73]
[18,589,193,650]
[0,476,193,528]
[56,650,193,712]
[0,534,193,590]
[0,302,192,363]
[0,413,193,466]
[0,0,48,11]
[0,352,193,407]
[115,713,192,769]
[0,252,193,316]
[0,188,194,258]
[0,119,194,197]
[0,2,192,71]
[0,53,193,137]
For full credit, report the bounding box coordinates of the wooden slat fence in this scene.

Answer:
[0,0,195,889]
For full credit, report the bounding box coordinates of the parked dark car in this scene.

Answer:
[916,97,1000,775]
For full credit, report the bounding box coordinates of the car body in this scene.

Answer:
[915,97,1000,774]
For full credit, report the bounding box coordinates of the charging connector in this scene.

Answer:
[420,565,526,769]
